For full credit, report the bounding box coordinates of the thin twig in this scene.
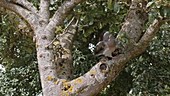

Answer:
[46,17,76,48]
[63,16,75,33]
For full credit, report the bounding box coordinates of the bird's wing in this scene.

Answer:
[95,41,105,56]
[106,34,116,47]
[103,31,110,41]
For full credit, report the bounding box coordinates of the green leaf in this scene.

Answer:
[164,6,170,17]
[107,0,113,10]
[114,2,120,13]
[146,1,154,8]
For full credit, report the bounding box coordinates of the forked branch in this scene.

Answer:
[0,0,39,30]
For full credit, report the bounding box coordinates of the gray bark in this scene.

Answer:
[0,0,167,96]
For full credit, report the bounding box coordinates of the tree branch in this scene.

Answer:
[54,17,79,80]
[120,18,164,62]
[116,0,148,51]
[139,18,163,45]
[39,0,50,24]
[0,0,39,30]
[10,0,38,14]
[52,1,151,95]
[44,0,85,33]
[60,19,165,96]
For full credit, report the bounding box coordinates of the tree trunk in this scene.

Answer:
[0,0,167,96]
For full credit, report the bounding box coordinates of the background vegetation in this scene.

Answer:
[0,0,169,96]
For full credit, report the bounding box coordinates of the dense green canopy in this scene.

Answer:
[0,0,169,96]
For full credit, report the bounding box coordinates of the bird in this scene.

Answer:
[94,41,105,56]
[103,31,110,41]
[94,31,117,58]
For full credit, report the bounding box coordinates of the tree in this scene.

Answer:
[0,0,169,96]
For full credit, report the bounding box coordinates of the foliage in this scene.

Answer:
[0,9,41,96]
[128,25,170,96]
[0,0,170,96]
[73,48,97,78]
[0,64,41,96]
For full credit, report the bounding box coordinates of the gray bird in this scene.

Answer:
[103,31,110,41]
[95,32,117,58]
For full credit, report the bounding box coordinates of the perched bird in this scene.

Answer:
[94,41,105,56]
[103,31,110,41]
[95,31,117,58]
